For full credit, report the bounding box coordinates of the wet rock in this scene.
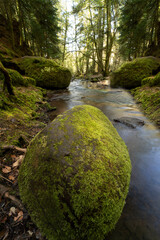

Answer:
[18,105,131,240]
[114,117,145,128]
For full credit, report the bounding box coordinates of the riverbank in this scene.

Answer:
[131,86,160,128]
[0,85,53,239]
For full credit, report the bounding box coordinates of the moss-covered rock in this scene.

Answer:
[0,68,36,87]
[141,76,153,86]
[141,72,160,87]
[18,105,131,240]
[8,69,27,86]
[131,86,160,127]
[110,57,160,89]
[22,76,36,86]
[12,56,72,89]
[149,72,160,87]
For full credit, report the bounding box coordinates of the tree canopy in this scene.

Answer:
[0,0,60,58]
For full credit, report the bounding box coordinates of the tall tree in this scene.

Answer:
[0,0,60,58]
[72,0,121,76]
[118,0,160,60]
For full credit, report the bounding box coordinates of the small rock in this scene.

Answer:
[114,117,145,128]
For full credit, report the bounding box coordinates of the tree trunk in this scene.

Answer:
[0,62,14,95]
[104,0,111,76]
[97,7,104,74]
[3,0,15,49]
[17,0,23,46]
[88,0,104,73]
[62,14,69,63]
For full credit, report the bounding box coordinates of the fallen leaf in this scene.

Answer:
[12,155,24,168]
[14,211,23,222]
[2,166,11,174]
[9,207,16,216]
[0,229,7,238]
[28,230,33,236]
[8,174,15,181]
[11,155,17,161]
[0,216,7,223]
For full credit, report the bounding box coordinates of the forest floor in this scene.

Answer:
[0,85,54,240]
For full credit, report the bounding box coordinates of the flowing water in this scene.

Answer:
[47,79,160,240]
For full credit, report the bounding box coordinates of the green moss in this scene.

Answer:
[149,72,160,87]
[0,86,43,121]
[141,76,153,86]
[22,76,36,86]
[18,105,131,240]
[8,69,27,86]
[111,57,160,89]
[0,84,47,146]
[0,68,36,87]
[132,86,160,126]
[13,57,72,89]
[0,43,18,62]
[141,72,160,87]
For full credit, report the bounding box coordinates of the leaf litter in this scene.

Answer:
[0,147,46,240]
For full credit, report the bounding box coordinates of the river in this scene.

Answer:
[47,79,160,240]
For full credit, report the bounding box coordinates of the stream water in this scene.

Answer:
[47,79,160,240]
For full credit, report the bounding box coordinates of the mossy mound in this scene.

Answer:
[0,84,47,146]
[0,68,36,87]
[141,72,160,87]
[132,87,160,127]
[22,76,36,86]
[12,56,72,89]
[18,105,131,240]
[141,76,154,86]
[8,69,25,86]
[110,57,160,89]
[149,72,160,87]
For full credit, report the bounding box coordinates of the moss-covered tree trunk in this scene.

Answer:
[0,62,14,95]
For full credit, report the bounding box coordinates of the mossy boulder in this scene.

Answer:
[149,72,160,86]
[141,76,153,86]
[8,69,27,86]
[12,56,72,89]
[0,68,36,86]
[131,87,160,127]
[141,72,160,87]
[110,57,160,89]
[18,105,131,240]
[22,76,36,86]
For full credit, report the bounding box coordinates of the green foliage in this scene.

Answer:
[0,0,60,58]
[111,57,160,89]
[13,56,72,89]
[132,87,160,126]
[28,0,60,57]
[18,105,131,240]
[118,0,160,60]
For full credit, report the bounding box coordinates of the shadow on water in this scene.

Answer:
[47,79,160,240]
